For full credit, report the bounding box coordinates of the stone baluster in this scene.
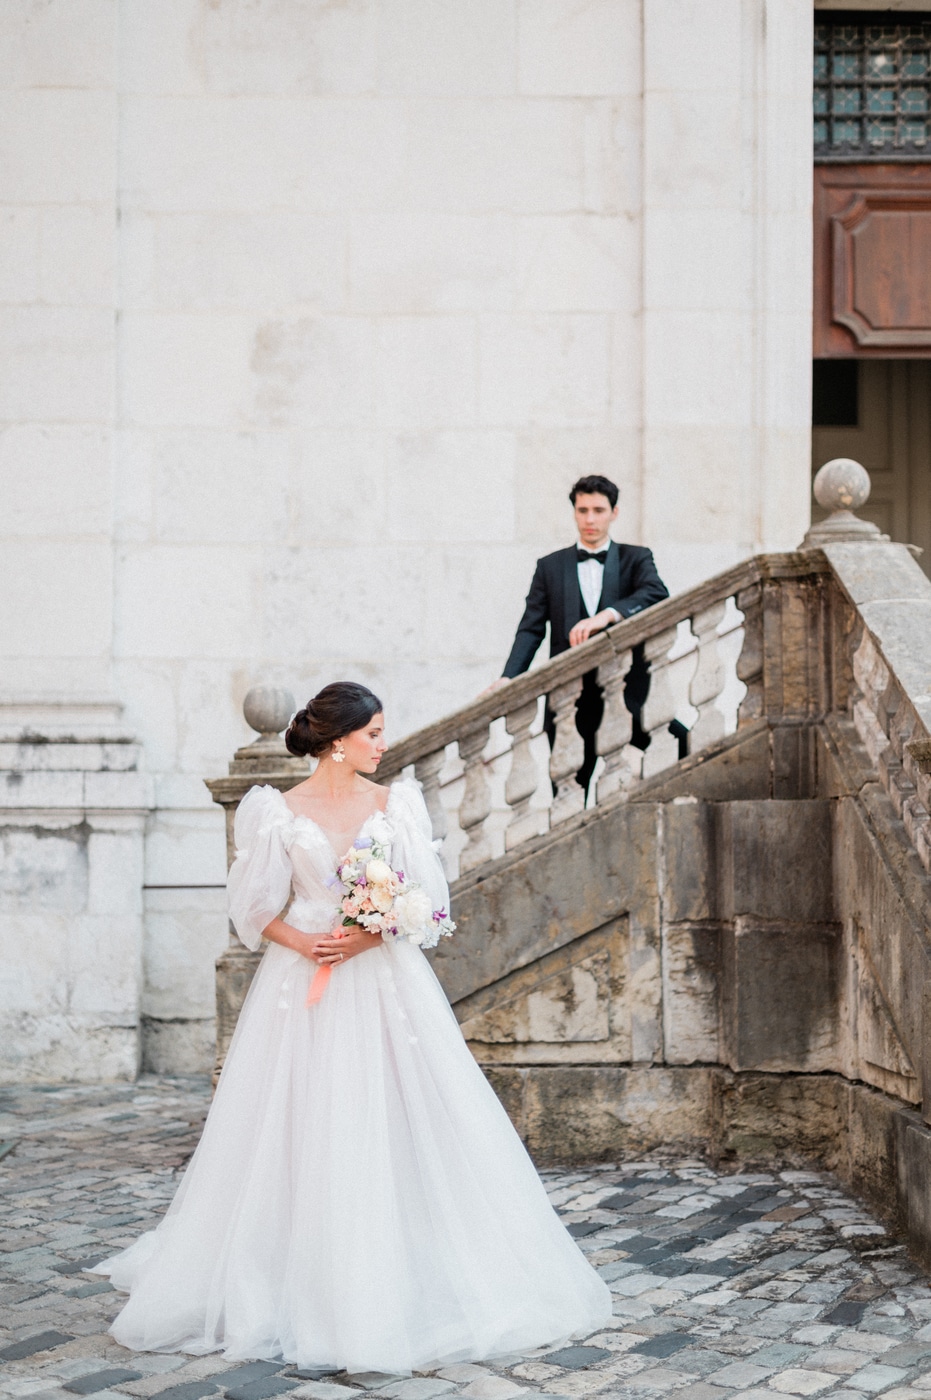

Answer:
[689,600,729,749]
[414,746,447,843]
[204,685,308,1085]
[595,648,633,802]
[549,677,585,824]
[457,723,493,874]
[504,699,544,849]
[736,583,764,726]
[640,627,683,778]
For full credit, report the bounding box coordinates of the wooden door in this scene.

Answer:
[815,164,931,357]
[812,360,931,574]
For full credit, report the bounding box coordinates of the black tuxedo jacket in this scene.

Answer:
[502,541,669,680]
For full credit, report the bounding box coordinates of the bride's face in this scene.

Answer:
[339,712,387,774]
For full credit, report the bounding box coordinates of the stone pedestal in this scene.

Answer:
[204,687,307,1083]
[0,697,148,1083]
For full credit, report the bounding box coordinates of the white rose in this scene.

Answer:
[365,857,394,888]
[370,885,394,913]
[394,886,433,943]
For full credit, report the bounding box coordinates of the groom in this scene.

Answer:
[489,474,670,795]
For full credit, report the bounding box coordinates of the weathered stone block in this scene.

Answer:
[718,800,834,923]
[923,982,931,1127]
[843,1081,902,1233]
[663,801,716,922]
[835,792,928,1076]
[479,1066,526,1139]
[631,723,772,804]
[854,944,919,1104]
[662,922,721,1065]
[439,800,658,1005]
[458,917,628,1063]
[514,1065,715,1164]
[901,1118,931,1270]
[142,1016,216,1076]
[721,919,842,1073]
[772,724,819,800]
[711,1071,845,1167]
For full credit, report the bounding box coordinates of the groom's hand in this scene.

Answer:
[569,610,617,647]
[480,677,511,697]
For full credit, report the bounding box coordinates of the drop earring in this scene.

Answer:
[331,740,346,764]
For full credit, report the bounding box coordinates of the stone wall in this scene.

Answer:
[0,0,813,1074]
[0,700,150,1083]
[435,706,931,1257]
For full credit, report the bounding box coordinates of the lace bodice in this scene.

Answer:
[227,777,450,950]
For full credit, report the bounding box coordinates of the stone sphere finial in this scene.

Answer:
[243,685,295,740]
[813,457,871,513]
[800,457,885,549]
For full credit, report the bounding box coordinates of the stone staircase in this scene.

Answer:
[211,464,931,1264]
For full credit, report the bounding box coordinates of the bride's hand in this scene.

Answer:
[313,929,382,965]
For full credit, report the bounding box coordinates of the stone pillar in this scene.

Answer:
[205,686,307,1083]
[0,698,148,1083]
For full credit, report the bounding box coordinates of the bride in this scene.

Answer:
[97,682,612,1374]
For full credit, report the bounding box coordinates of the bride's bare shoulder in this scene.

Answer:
[280,778,314,815]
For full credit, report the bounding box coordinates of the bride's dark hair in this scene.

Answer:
[285,681,383,759]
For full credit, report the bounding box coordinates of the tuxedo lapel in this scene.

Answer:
[598,540,621,610]
[561,547,583,641]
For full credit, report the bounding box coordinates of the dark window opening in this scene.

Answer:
[815,12,931,161]
[813,359,860,426]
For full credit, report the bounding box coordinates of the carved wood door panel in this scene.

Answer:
[815,164,931,356]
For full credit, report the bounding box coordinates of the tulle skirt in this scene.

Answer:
[96,938,611,1373]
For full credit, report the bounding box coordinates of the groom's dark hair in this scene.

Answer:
[569,474,618,509]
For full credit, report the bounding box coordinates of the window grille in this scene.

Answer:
[815,17,931,160]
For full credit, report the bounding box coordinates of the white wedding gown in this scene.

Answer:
[97,778,611,1373]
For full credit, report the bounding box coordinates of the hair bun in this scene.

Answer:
[284,682,383,759]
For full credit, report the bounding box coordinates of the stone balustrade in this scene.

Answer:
[375,553,822,878]
[836,556,931,876]
[367,459,931,887]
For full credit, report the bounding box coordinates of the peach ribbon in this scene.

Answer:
[306,929,350,1007]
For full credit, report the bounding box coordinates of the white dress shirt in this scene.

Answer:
[577,546,620,623]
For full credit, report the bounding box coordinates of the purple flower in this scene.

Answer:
[432,907,447,922]
[396,870,405,883]
[357,875,368,888]
[354,836,373,849]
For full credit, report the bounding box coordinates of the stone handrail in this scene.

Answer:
[827,541,931,876]
[377,551,832,878]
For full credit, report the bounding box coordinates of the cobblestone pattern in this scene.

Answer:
[3,1079,931,1400]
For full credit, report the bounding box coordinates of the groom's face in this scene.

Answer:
[573,492,618,548]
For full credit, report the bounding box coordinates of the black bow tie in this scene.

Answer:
[576,547,608,564]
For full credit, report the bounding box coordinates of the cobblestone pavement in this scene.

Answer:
[3,1079,931,1400]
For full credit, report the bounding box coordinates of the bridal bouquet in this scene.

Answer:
[334,833,456,949]
[307,829,454,1007]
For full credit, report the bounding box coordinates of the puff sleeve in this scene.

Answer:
[227,785,293,952]
[388,778,452,921]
